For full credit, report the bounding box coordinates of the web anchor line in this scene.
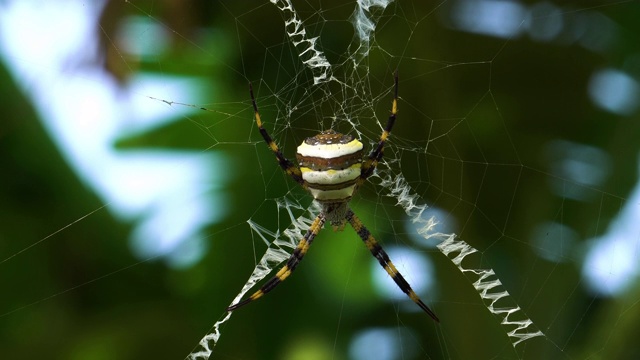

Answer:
[380,172,545,349]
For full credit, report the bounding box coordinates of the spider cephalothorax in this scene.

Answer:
[227,73,439,322]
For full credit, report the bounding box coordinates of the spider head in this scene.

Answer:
[322,201,349,230]
[296,129,364,203]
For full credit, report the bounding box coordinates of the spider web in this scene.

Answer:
[185,0,635,358]
[1,0,639,359]
[190,0,536,355]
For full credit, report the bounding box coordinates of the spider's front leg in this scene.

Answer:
[345,207,439,322]
[359,71,399,183]
[227,213,326,311]
[249,83,304,186]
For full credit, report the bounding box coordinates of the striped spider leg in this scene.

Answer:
[227,73,439,322]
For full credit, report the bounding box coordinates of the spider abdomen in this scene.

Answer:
[296,129,363,202]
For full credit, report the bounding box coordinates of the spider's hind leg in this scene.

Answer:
[249,83,304,186]
[359,71,399,183]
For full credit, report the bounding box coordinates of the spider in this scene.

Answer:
[227,72,439,322]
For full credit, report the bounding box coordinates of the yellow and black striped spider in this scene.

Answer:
[227,72,439,322]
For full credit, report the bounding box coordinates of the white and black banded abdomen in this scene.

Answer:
[296,129,363,202]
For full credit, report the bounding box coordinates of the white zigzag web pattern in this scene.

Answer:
[381,171,545,348]
[270,0,333,85]
[437,237,545,347]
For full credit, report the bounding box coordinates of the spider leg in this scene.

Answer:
[345,208,439,322]
[249,83,304,185]
[227,213,326,312]
[359,71,398,183]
